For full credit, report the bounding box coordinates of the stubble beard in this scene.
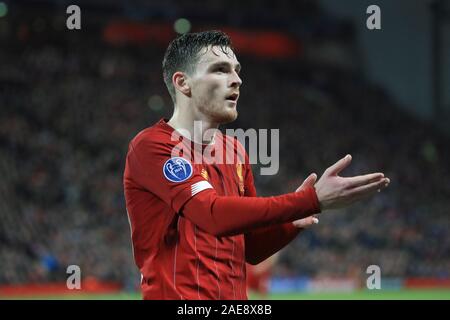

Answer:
[197,100,238,125]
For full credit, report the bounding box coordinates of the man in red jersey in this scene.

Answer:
[123,30,390,300]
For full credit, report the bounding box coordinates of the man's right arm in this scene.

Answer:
[180,186,320,237]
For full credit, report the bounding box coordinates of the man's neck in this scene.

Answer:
[167,108,218,145]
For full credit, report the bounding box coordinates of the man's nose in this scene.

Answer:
[230,71,242,88]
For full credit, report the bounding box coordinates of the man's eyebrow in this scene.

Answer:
[209,61,241,72]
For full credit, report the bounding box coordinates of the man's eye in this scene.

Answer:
[216,68,227,73]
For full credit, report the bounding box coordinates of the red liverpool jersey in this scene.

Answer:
[123,119,320,300]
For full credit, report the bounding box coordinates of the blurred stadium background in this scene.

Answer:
[0,0,449,300]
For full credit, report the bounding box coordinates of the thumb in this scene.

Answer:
[292,215,319,228]
[326,154,352,176]
[296,173,317,192]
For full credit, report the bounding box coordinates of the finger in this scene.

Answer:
[296,173,317,192]
[292,216,319,228]
[325,154,352,176]
[345,172,385,188]
[352,178,390,202]
[353,180,389,202]
[347,178,389,198]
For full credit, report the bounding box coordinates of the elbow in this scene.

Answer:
[198,223,239,238]
[204,225,231,238]
[192,222,226,238]
[206,226,222,237]
[182,192,239,237]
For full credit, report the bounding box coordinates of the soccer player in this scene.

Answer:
[123,30,390,300]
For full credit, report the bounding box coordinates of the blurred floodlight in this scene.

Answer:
[174,18,191,34]
[0,2,8,18]
[148,95,164,112]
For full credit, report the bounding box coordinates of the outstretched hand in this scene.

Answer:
[314,154,390,211]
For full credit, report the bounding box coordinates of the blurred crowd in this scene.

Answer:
[0,3,449,288]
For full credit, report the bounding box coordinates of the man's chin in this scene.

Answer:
[216,110,238,124]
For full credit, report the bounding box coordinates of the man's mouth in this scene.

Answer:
[225,93,239,102]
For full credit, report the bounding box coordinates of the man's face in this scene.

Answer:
[188,46,242,124]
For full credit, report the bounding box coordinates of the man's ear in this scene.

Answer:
[172,72,191,97]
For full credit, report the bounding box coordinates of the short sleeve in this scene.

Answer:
[126,139,213,213]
